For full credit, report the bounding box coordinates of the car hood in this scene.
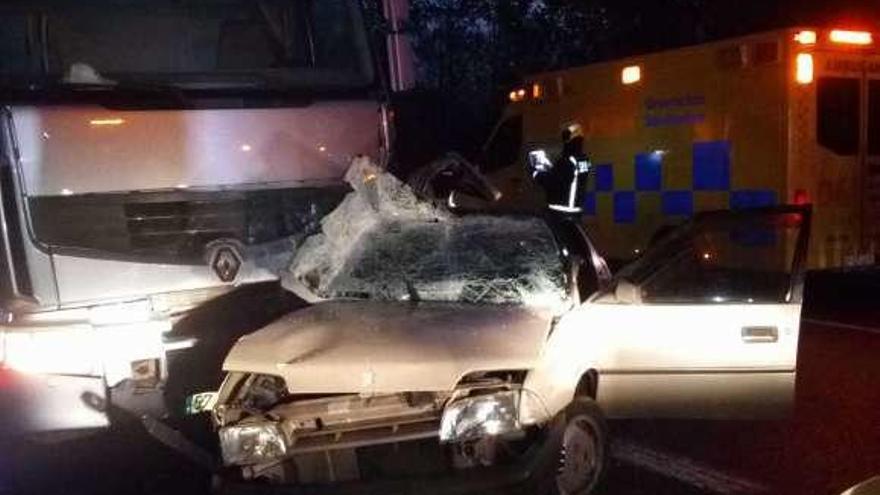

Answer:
[223,300,554,394]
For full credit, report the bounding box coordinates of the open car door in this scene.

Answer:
[585,206,811,419]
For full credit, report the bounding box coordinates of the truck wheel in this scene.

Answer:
[554,397,608,495]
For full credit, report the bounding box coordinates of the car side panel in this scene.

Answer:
[596,371,794,418]
[527,301,801,420]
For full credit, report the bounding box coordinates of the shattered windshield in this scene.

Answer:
[283,159,568,308]
[327,216,568,305]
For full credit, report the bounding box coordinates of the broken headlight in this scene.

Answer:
[219,423,287,466]
[440,390,522,443]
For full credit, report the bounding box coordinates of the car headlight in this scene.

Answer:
[219,423,287,466]
[440,390,523,443]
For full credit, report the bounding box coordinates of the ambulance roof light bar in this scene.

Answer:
[829,30,873,45]
[509,88,526,102]
[794,30,817,45]
[621,65,641,85]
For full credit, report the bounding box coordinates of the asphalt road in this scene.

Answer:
[608,320,880,495]
[2,274,879,495]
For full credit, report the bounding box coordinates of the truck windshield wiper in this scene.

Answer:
[8,76,323,109]
[404,278,421,303]
[55,80,191,107]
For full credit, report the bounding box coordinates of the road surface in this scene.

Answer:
[608,316,880,495]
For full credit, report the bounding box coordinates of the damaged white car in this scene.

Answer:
[209,161,811,494]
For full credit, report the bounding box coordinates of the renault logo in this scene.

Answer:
[207,242,243,282]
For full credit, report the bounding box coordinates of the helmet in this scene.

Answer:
[561,123,583,143]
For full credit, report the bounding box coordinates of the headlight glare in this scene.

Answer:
[219,423,287,466]
[439,390,520,442]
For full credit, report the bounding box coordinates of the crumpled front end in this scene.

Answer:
[211,159,565,483]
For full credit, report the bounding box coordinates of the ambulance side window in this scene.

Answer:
[483,115,523,173]
[817,77,860,156]
[869,80,880,156]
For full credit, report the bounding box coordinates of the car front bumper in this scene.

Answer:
[217,415,565,495]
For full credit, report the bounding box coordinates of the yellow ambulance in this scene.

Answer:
[487,27,880,269]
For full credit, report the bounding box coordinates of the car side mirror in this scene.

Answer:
[614,280,641,304]
[590,279,640,305]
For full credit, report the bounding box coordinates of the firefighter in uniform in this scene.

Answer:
[529,123,601,298]
[531,123,591,218]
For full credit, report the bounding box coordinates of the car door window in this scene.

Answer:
[634,211,806,304]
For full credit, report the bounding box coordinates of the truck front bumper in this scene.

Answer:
[0,370,108,434]
[0,302,174,434]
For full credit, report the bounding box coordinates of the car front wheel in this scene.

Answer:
[554,397,608,495]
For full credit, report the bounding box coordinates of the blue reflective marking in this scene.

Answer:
[635,152,662,191]
[582,191,596,215]
[662,190,693,216]
[729,190,777,210]
[613,191,636,224]
[595,164,614,191]
[693,141,731,191]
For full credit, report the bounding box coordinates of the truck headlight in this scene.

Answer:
[440,390,521,443]
[1,328,103,376]
[219,423,287,466]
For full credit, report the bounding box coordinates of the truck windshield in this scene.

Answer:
[0,0,374,92]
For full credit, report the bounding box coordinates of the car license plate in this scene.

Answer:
[185,391,218,415]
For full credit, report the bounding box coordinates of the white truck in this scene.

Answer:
[0,0,414,433]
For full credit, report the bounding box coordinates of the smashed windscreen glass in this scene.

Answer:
[283,159,568,309]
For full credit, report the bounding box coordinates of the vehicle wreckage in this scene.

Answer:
[209,158,811,494]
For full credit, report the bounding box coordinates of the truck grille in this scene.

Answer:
[28,185,348,264]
